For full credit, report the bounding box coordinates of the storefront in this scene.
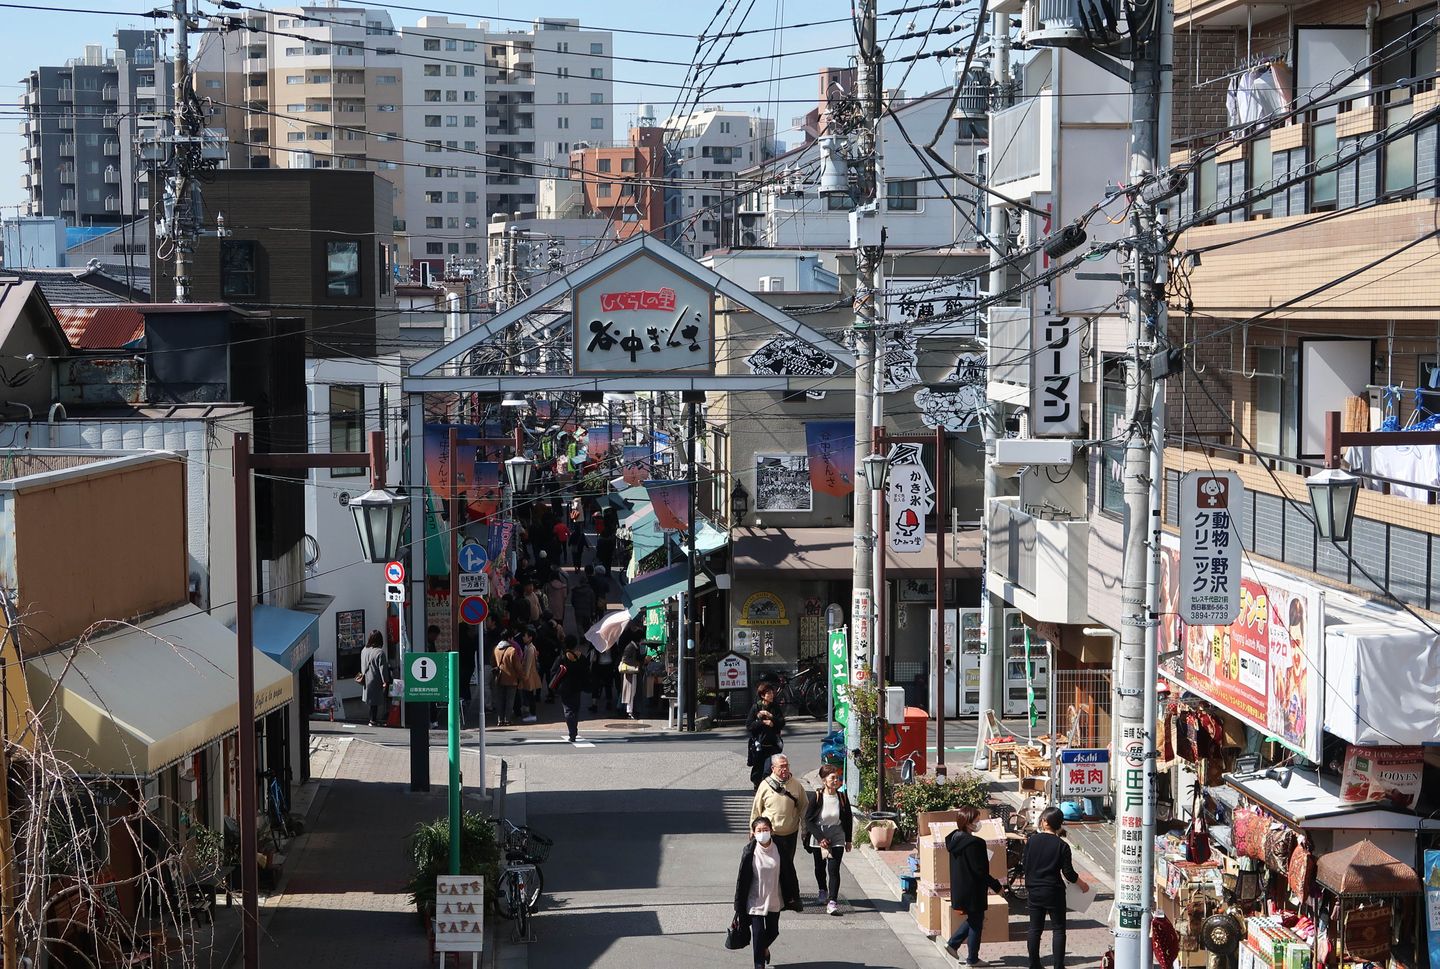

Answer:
[252,595,331,784]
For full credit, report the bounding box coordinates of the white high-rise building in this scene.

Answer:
[664,107,782,257]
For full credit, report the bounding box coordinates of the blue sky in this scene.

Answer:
[0,0,965,215]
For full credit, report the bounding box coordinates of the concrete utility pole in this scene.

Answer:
[170,0,193,302]
[975,10,1012,765]
[1113,0,1173,964]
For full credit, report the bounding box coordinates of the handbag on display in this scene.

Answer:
[1263,826,1297,874]
[1232,808,1266,860]
[1185,788,1212,863]
[1287,836,1315,898]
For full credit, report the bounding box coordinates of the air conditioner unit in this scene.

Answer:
[757,275,784,292]
[739,230,759,246]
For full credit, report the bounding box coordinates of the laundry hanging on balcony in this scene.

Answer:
[1226,62,1292,130]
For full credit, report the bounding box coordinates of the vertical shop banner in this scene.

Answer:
[586,424,620,463]
[645,604,668,643]
[851,589,872,678]
[1030,315,1081,436]
[621,445,653,486]
[645,479,692,532]
[885,443,934,555]
[1116,722,1147,906]
[1179,470,1244,625]
[829,628,850,730]
[804,421,855,498]
[1424,850,1440,969]
[1158,537,1324,760]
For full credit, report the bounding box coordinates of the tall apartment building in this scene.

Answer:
[569,125,668,241]
[19,31,174,226]
[664,107,783,257]
[194,10,613,275]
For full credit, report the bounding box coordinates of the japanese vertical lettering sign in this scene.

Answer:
[829,628,850,730]
[1030,315,1081,436]
[1116,722,1147,906]
[572,252,715,374]
[1179,470,1244,625]
[885,443,934,555]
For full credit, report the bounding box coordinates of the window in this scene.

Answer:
[287,131,305,142]
[286,75,304,84]
[445,115,458,127]
[463,41,476,52]
[375,74,398,84]
[1254,346,1300,468]
[424,64,441,77]
[463,65,476,77]
[1100,356,1126,515]
[590,42,604,54]
[427,242,443,254]
[445,140,458,150]
[379,243,391,295]
[464,217,477,228]
[326,241,361,297]
[1249,137,1272,216]
[445,90,457,101]
[621,157,635,172]
[465,191,478,203]
[591,93,603,104]
[590,117,604,129]
[329,385,365,477]
[220,240,257,297]
[425,115,441,127]
[1311,121,1337,207]
[446,217,459,228]
[1377,10,1438,89]
[464,91,477,103]
[465,242,478,254]
[445,39,457,51]
[425,216,443,228]
[445,65,457,76]
[720,121,731,133]
[557,92,569,104]
[463,140,476,150]
[597,184,612,197]
[285,47,303,56]
[1384,101,1417,197]
[590,67,604,79]
[424,89,441,101]
[446,191,459,202]
[887,179,919,211]
[378,103,397,112]
[557,117,569,129]
[424,39,440,51]
[597,158,611,172]
[287,103,306,112]
[277,18,290,26]
[367,20,385,34]
[826,194,851,211]
[447,243,459,254]
[557,41,569,52]
[425,191,443,203]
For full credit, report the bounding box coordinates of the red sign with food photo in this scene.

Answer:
[1340,745,1424,810]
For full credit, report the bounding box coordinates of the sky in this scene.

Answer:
[0,0,968,217]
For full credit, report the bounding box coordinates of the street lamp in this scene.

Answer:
[862,452,890,491]
[348,486,410,564]
[1306,468,1360,543]
[731,481,750,522]
[504,454,535,492]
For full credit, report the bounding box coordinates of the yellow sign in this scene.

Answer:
[738,591,788,627]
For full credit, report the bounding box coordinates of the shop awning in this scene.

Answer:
[732,526,982,578]
[672,515,728,557]
[622,563,711,617]
[252,596,331,673]
[26,603,294,777]
[1316,839,1421,896]
[1224,770,1425,831]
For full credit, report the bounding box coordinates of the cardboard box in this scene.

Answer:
[917,811,961,837]
[929,821,959,842]
[986,838,1009,885]
[952,893,1010,943]
[974,818,1005,841]
[918,836,949,886]
[914,884,945,936]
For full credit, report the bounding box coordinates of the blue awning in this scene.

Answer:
[253,602,325,673]
[622,563,711,617]
[671,515,728,556]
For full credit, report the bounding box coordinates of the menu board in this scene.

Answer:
[335,609,366,680]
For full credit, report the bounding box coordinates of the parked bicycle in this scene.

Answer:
[261,768,302,851]
[758,657,828,720]
[489,816,552,942]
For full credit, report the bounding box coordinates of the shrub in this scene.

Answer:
[890,770,993,842]
[408,811,502,914]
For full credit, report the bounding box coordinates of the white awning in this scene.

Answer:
[26,603,293,776]
[1225,770,1424,831]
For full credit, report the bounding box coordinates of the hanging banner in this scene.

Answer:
[1030,315,1081,436]
[885,443,934,555]
[645,479,692,533]
[586,424,620,463]
[1158,538,1324,761]
[829,628,850,730]
[1340,745,1424,809]
[804,421,855,498]
[621,445,653,486]
[645,604,668,643]
[881,331,921,393]
[1179,470,1244,625]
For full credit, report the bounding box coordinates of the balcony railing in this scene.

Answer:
[58,139,74,155]
[104,195,121,212]
[58,165,75,182]
[58,86,73,102]
[986,305,1031,388]
[989,97,1046,186]
[102,85,117,100]
[59,192,76,210]
[104,168,120,183]
[987,497,1091,624]
[1164,441,1440,613]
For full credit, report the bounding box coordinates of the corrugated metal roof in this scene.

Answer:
[51,305,146,349]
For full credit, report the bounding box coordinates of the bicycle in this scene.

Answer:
[261,768,302,851]
[760,659,829,720]
[489,816,552,942]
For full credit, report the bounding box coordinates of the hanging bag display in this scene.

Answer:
[1263,825,1297,874]
[1287,835,1315,899]
[1185,787,1212,864]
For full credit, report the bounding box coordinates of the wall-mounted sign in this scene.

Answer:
[1030,315,1081,436]
[746,337,838,401]
[738,591,788,627]
[881,331,921,393]
[1178,470,1244,625]
[1340,744,1424,810]
[885,443,934,555]
[718,652,750,690]
[915,353,987,433]
[572,252,714,374]
[754,453,812,512]
[1059,748,1110,797]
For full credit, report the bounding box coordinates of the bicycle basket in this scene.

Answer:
[512,828,553,863]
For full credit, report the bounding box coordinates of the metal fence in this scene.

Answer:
[1050,669,1112,749]
[989,99,1044,185]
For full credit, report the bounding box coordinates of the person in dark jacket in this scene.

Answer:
[803,764,853,914]
[552,636,590,742]
[733,816,802,969]
[745,683,786,789]
[945,805,1005,965]
[1023,807,1089,969]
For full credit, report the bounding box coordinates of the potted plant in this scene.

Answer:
[408,812,501,927]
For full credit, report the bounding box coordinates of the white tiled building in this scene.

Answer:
[663,107,783,257]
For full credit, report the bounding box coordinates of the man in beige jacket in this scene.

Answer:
[751,754,806,862]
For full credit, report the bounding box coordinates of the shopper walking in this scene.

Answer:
[617,637,645,719]
[359,631,390,727]
[732,817,801,969]
[1024,807,1088,969]
[945,805,1005,965]
[803,764,853,914]
[492,634,524,726]
[552,636,590,742]
[570,566,598,635]
[745,683,786,788]
[588,638,616,713]
[750,754,805,863]
[518,627,542,723]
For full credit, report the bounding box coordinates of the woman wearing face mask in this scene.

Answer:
[803,764,853,915]
[733,816,801,969]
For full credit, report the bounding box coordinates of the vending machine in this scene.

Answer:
[931,607,985,717]
[1002,610,1049,719]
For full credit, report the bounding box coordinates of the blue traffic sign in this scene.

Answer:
[459,596,488,625]
[458,543,488,574]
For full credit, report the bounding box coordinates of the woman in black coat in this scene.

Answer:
[945,805,1004,966]
[734,817,802,969]
[745,683,786,788]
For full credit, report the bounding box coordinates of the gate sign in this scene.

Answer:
[572,251,715,375]
[1031,315,1081,436]
[1179,470,1244,625]
[718,652,749,690]
[1059,748,1110,797]
[885,443,934,555]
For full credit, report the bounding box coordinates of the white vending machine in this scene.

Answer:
[931,607,984,717]
[1002,610,1049,719]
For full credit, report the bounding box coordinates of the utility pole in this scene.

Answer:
[975,10,1012,766]
[1113,0,1172,963]
[683,394,700,731]
[849,0,886,769]
[169,0,194,302]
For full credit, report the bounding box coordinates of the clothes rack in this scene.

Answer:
[1197,50,1289,89]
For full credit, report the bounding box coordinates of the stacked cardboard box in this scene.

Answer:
[944,894,1010,943]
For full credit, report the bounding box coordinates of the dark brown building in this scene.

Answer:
[149,169,398,358]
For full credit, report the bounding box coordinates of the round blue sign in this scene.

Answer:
[458,543,489,574]
[459,595,488,625]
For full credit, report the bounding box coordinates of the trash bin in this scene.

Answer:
[883,706,928,777]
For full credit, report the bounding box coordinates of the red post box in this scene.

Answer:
[883,706,929,776]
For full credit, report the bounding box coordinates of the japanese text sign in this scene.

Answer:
[885,443,934,555]
[573,252,714,374]
[1179,470,1243,625]
[1059,748,1110,797]
[1031,315,1080,436]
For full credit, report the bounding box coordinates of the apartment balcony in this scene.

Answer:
[18,145,30,164]
[987,496,1091,625]
[59,192,76,210]
[104,139,120,155]
[102,85,118,101]
[103,113,119,128]
[243,57,268,74]
[58,165,75,183]
[58,85,73,102]
[58,139,75,156]
[57,115,74,130]
[104,195,121,212]
[104,167,120,183]
[989,97,1049,189]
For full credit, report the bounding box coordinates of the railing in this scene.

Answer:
[989,498,1037,592]
[59,193,76,210]
[102,85,117,100]
[58,86,73,102]
[104,195,121,212]
[990,98,1045,185]
[57,116,74,130]
[58,165,75,183]
[58,139,75,155]
[103,113,119,128]
[104,168,120,183]
[104,140,119,155]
